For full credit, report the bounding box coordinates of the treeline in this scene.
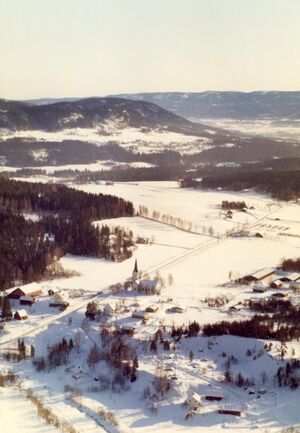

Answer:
[201,170,300,200]
[0,138,182,167]
[0,177,134,291]
[221,200,247,210]
[280,257,300,272]
[203,307,300,341]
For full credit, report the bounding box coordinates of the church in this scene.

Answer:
[131,260,160,295]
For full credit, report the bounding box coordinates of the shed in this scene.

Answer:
[6,282,42,300]
[146,304,159,313]
[132,311,149,321]
[48,288,59,296]
[229,304,243,312]
[253,283,268,293]
[19,296,36,306]
[270,279,283,289]
[169,306,186,313]
[219,408,241,417]
[14,309,28,320]
[205,392,223,401]
[49,300,69,308]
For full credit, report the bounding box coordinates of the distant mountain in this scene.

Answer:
[110,91,300,120]
[0,97,204,133]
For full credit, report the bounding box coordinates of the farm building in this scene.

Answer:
[19,296,36,306]
[270,279,283,289]
[119,325,135,336]
[132,311,149,321]
[252,282,268,293]
[14,310,28,320]
[48,288,59,296]
[169,306,186,313]
[218,406,242,417]
[271,292,288,299]
[238,268,275,284]
[5,282,42,300]
[187,392,202,410]
[279,272,300,283]
[229,304,244,312]
[49,300,69,309]
[145,304,159,313]
[205,392,223,402]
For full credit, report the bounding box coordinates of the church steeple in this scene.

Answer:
[132,259,138,281]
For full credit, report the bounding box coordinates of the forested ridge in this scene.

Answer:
[0,177,134,291]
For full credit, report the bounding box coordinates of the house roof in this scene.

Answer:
[19,295,35,301]
[139,279,158,289]
[248,268,275,280]
[282,272,300,281]
[5,282,40,296]
[15,309,27,318]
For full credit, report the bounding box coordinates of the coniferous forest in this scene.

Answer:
[0,177,134,291]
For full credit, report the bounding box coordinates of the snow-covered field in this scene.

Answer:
[0,125,212,154]
[74,181,278,236]
[1,180,300,433]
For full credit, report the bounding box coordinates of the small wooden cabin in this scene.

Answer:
[219,408,241,417]
[14,309,28,320]
[49,300,69,308]
[20,296,36,306]
[146,304,159,313]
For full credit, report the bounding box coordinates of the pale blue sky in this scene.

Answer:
[0,0,299,99]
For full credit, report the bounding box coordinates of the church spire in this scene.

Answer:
[133,259,138,273]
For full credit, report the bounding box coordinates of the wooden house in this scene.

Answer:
[6,282,42,300]
[49,300,69,309]
[219,408,241,417]
[19,296,36,306]
[14,309,28,320]
[205,393,223,401]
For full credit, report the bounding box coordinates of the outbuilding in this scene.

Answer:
[6,282,42,300]
[14,309,28,320]
[19,296,36,306]
[132,311,149,321]
[238,268,275,285]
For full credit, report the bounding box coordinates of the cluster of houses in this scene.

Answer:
[2,282,70,321]
[187,391,242,418]
[229,268,300,312]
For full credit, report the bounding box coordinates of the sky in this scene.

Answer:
[0,0,299,100]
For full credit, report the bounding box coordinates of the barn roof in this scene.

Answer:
[248,268,275,279]
[5,282,40,296]
[19,295,35,301]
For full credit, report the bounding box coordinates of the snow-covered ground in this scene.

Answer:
[74,181,278,236]
[197,118,300,143]
[1,181,299,433]
[0,126,211,154]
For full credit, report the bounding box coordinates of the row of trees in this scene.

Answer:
[0,177,134,290]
